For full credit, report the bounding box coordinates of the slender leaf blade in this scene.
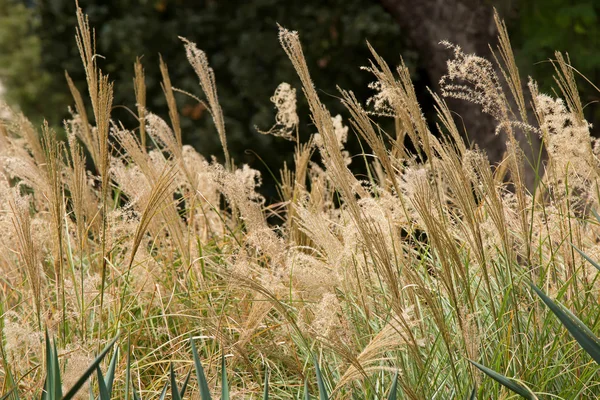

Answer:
[105,347,119,395]
[469,360,535,399]
[531,283,600,365]
[313,358,328,400]
[387,371,398,400]
[96,366,110,400]
[43,330,53,400]
[179,369,192,398]
[52,339,62,399]
[571,244,600,272]
[63,335,119,400]
[158,384,168,400]
[303,380,310,400]
[0,388,17,400]
[262,366,269,400]
[467,387,476,400]
[221,354,229,400]
[132,383,141,400]
[125,334,131,400]
[591,208,600,224]
[170,363,182,400]
[44,331,62,400]
[190,337,212,400]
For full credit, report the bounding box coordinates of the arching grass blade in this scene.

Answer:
[221,354,229,400]
[190,337,212,400]
[96,366,110,400]
[531,283,600,365]
[262,366,269,400]
[179,369,192,398]
[313,358,328,400]
[387,371,398,400]
[469,360,536,399]
[170,363,182,400]
[63,335,119,400]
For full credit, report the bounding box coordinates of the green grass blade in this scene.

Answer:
[262,366,269,400]
[469,360,535,399]
[52,339,62,399]
[221,354,229,400]
[531,283,600,365]
[43,330,53,400]
[170,363,182,400]
[43,331,62,400]
[0,388,17,400]
[313,358,328,400]
[387,371,398,400]
[591,208,600,224]
[132,383,141,400]
[190,337,212,400]
[571,244,600,272]
[467,387,476,400]
[125,334,131,400]
[158,384,168,400]
[96,366,110,400]
[105,347,119,395]
[303,380,310,400]
[62,335,119,400]
[179,369,192,398]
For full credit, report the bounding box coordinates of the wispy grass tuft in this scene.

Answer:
[3,4,600,399]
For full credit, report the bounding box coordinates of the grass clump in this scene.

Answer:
[2,4,600,399]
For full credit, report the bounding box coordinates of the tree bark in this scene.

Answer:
[379,0,539,186]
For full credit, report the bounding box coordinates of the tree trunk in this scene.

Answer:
[379,0,539,186]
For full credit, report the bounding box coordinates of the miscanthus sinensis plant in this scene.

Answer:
[2,5,600,399]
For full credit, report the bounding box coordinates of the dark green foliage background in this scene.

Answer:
[513,0,600,125]
[1,0,599,200]
[0,0,417,202]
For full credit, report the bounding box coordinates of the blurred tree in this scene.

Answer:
[6,0,597,197]
[0,0,415,201]
[0,0,67,124]
[378,0,521,168]
[379,0,600,167]
[511,0,600,128]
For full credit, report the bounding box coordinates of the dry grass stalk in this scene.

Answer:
[334,314,415,393]
[158,55,182,149]
[74,3,115,329]
[65,72,98,166]
[128,165,178,270]
[74,3,113,192]
[134,57,147,149]
[552,52,585,124]
[41,124,65,276]
[363,42,432,161]
[9,191,43,329]
[491,8,527,122]
[179,38,230,168]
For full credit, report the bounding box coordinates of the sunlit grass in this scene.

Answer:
[2,3,600,399]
